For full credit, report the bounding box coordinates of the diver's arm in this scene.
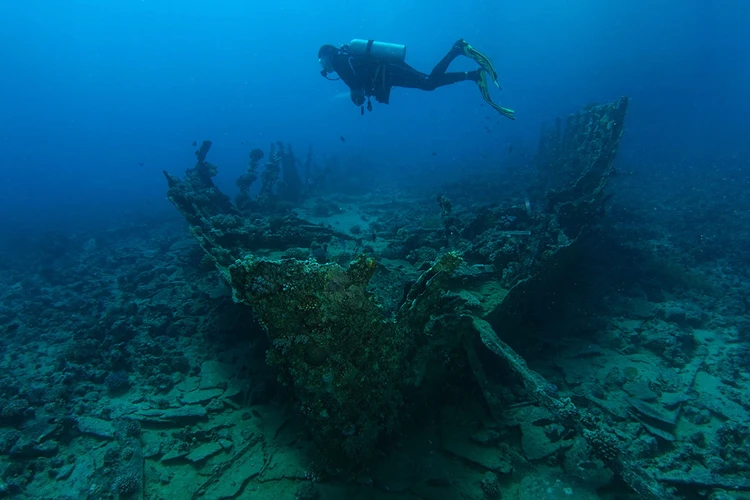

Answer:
[334,54,371,107]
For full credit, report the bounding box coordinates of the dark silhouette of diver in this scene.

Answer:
[318,38,515,120]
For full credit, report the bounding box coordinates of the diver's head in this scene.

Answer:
[318,44,338,75]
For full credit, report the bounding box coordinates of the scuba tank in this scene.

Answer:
[347,39,406,63]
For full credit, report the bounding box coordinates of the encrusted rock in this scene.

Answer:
[76,416,115,440]
[179,388,224,405]
[128,405,207,423]
[186,442,223,463]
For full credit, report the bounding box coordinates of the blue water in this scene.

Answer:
[2,3,750,498]
[0,0,746,232]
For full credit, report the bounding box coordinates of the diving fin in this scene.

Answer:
[476,70,515,120]
[455,39,501,88]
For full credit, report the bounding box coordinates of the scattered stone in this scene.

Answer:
[179,388,224,405]
[694,372,750,421]
[36,423,62,443]
[294,481,321,500]
[10,439,59,458]
[563,439,613,489]
[469,428,502,446]
[177,376,201,393]
[199,361,232,390]
[458,290,482,309]
[206,398,225,413]
[554,358,590,385]
[77,416,115,439]
[129,405,207,423]
[520,423,574,461]
[258,446,310,481]
[202,441,264,500]
[624,302,656,320]
[160,449,189,462]
[508,403,580,461]
[628,399,678,428]
[442,428,513,474]
[568,344,605,358]
[584,394,629,419]
[658,466,750,491]
[614,318,644,336]
[142,441,162,459]
[223,398,241,410]
[186,442,223,463]
[218,439,233,451]
[56,463,75,480]
[60,451,100,497]
[635,419,676,442]
[222,381,245,401]
[660,392,691,409]
[658,302,704,327]
[198,421,228,436]
[623,381,658,401]
[516,471,599,500]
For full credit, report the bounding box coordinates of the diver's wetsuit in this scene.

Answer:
[331,44,478,107]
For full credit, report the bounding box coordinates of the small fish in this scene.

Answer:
[138,161,144,166]
[431,152,437,156]
[340,136,346,142]
[191,140,197,147]
[508,144,514,154]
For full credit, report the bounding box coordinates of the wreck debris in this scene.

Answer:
[538,97,628,220]
[470,316,678,500]
[463,97,680,500]
[236,148,263,207]
[163,144,352,268]
[484,97,629,335]
[195,139,213,163]
[657,469,750,492]
[277,142,304,203]
[192,434,264,500]
[226,251,465,466]
[258,148,281,208]
[163,99,648,488]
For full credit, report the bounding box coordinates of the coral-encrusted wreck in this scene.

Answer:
[164,97,672,498]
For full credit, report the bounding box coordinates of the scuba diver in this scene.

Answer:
[318,38,515,119]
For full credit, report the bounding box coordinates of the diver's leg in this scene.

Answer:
[388,63,433,89]
[428,43,463,78]
[426,70,481,89]
[391,63,479,91]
